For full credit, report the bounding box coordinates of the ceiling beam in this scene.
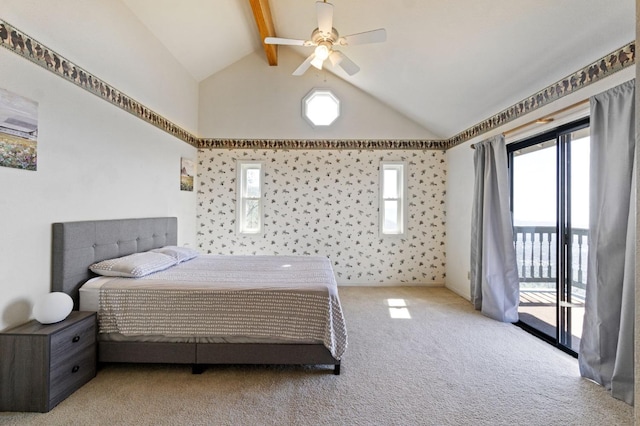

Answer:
[249,0,278,66]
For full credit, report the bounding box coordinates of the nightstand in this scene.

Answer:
[0,311,97,412]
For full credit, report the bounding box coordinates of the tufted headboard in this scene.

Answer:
[52,217,177,309]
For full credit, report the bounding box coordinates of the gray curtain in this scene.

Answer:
[579,79,635,404]
[470,135,519,322]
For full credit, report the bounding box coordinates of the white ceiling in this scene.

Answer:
[122,0,635,138]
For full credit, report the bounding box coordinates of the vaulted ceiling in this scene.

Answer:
[122,0,635,138]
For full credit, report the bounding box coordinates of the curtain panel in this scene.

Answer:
[470,135,519,323]
[579,79,636,404]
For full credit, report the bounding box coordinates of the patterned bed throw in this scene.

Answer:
[98,255,347,359]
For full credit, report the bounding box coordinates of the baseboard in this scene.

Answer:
[337,282,445,287]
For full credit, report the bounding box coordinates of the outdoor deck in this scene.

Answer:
[514,225,588,352]
[519,290,584,351]
[519,290,585,307]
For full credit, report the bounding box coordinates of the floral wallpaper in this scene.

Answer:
[197,149,446,285]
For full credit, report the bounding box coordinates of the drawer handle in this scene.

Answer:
[71,365,80,373]
[72,335,80,343]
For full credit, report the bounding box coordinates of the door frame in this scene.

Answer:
[507,116,590,357]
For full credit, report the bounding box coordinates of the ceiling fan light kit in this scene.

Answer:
[265,1,386,76]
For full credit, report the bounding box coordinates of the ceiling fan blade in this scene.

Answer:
[338,28,387,46]
[265,37,308,46]
[328,50,343,66]
[293,53,316,76]
[332,51,360,75]
[316,1,334,37]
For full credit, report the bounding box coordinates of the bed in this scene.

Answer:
[52,217,346,374]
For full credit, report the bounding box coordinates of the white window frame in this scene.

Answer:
[236,161,265,235]
[379,161,408,238]
[302,88,341,127]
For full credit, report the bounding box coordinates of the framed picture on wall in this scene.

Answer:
[0,87,38,171]
[180,157,194,191]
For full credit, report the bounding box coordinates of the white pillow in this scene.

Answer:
[90,252,177,277]
[151,246,199,263]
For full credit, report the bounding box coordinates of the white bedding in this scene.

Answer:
[80,255,348,358]
[79,277,104,312]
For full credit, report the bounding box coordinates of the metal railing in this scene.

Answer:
[513,226,588,291]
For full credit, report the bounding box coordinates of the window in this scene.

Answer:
[302,89,340,126]
[379,161,407,237]
[236,161,264,235]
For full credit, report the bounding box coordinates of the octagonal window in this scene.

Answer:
[303,89,340,126]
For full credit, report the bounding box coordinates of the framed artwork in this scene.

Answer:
[180,157,194,191]
[0,87,38,171]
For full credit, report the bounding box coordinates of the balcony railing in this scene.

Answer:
[513,226,588,293]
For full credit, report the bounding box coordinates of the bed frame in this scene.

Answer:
[52,217,340,374]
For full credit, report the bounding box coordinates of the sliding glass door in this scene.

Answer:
[508,118,589,355]
[511,138,558,338]
[562,127,589,352]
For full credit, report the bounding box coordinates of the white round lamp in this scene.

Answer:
[33,292,73,324]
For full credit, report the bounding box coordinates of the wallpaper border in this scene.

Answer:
[446,41,636,149]
[199,138,445,150]
[0,19,200,148]
[0,18,634,151]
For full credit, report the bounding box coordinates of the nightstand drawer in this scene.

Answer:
[49,347,97,408]
[0,311,97,412]
[50,315,96,361]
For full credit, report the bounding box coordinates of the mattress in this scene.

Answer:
[79,255,347,359]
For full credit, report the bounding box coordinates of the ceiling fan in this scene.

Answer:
[264,1,386,76]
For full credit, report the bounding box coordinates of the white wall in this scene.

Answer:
[198,48,437,139]
[0,0,199,133]
[444,66,636,300]
[0,1,199,330]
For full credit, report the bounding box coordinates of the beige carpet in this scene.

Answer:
[1,287,632,425]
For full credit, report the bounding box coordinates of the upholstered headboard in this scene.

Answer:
[52,217,177,309]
